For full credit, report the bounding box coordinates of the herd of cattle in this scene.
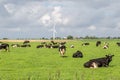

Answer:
[0,40,119,68]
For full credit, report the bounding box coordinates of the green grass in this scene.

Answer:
[0,39,120,80]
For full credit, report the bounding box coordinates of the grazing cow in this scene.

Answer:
[116,42,120,46]
[45,44,52,48]
[103,42,109,49]
[72,50,83,58]
[51,45,59,48]
[82,43,90,46]
[58,44,66,56]
[11,44,21,47]
[23,40,30,44]
[21,44,31,47]
[60,42,66,45]
[70,45,74,48]
[51,41,58,45]
[0,43,10,52]
[84,54,114,68]
[36,45,44,48]
[96,41,101,47]
[103,45,109,49]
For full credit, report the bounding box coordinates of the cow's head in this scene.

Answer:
[105,54,114,65]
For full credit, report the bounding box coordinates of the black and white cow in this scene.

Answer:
[72,50,83,58]
[51,45,59,48]
[96,41,101,47]
[23,40,30,44]
[58,44,66,56]
[116,42,120,46]
[84,54,114,68]
[103,42,109,49]
[82,43,90,46]
[11,44,21,47]
[36,45,44,48]
[0,43,10,52]
[70,45,74,48]
[21,44,31,47]
[103,45,109,49]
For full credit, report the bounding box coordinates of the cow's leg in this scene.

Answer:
[59,49,65,56]
[60,50,64,56]
[92,62,98,68]
[62,49,65,55]
[90,62,98,68]
[59,49,63,56]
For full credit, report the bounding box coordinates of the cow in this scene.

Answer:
[0,43,10,52]
[96,41,101,47]
[11,44,21,48]
[82,43,90,46]
[45,44,52,48]
[23,40,30,44]
[51,45,59,48]
[84,54,114,68]
[103,42,109,49]
[36,45,44,48]
[21,44,31,47]
[51,41,58,45]
[72,50,83,58]
[70,45,74,48]
[103,45,109,49]
[58,44,66,56]
[60,42,66,45]
[116,42,120,46]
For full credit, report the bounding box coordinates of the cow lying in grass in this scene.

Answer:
[72,50,83,58]
[82,43,90,46]
[84,54,114,68]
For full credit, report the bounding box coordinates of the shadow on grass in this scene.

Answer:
[60,56,68,58]
[109,65,115,67]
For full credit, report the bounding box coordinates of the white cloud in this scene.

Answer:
[116,22,120,30]
[87,25,96,30]
[51,6,62,23]
[40,14,51,26]
[0,0,120,38]
[4,3,16,14]
[40,6,69,27]
[63,18,69,25]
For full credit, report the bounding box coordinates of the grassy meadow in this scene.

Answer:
[0,39,120,80]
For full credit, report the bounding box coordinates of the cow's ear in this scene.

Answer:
[112,55,114,57]
[105,55,108,57]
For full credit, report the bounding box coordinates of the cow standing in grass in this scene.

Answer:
[58,44,66,56]
[0,43,10,52]
[96,41,101,47]
[84,54,114,68]
[116,42,120,46]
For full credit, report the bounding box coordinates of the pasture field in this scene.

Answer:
[0,39,120,80]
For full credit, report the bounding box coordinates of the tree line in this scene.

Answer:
[1,35,120,40]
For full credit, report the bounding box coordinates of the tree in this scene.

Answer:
[3,38,8,40]
[67,35,73,40]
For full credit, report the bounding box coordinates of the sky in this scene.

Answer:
[0,0,120,39]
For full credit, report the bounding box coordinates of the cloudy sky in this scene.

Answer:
[0,0,120,39]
